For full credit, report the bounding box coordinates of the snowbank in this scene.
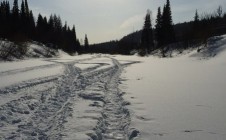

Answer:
[0,40,59,61]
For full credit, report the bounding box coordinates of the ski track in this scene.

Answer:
[0,57,138,140]
[0,63,59,77]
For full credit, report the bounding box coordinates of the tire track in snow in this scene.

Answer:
[0,63,59,77]
[0,75,60,95]
[0,57,98,140]
[93,58,133,140]
[0,56,139,140]
[75,58,137,140]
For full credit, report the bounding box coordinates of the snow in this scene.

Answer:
[0,40,58,60]
[75,57,113,71]
[0,35,226,140]
[0,65,63,88]
[0,58,65,89]
[0,59,55,73]
[119,35,226,140]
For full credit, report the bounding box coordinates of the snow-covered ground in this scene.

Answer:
[0,35,226,140]
[119,35,226,140]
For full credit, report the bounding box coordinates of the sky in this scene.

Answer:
[12,0,226,44]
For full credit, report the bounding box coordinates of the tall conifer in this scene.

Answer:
[84,34,89,49]
[155,7,163,46]
[141,9,154,53]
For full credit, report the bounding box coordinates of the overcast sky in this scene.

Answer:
[18,0,226,43]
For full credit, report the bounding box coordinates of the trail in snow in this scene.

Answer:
[0,63,59,77]
[94,58,131,140]
[0,56,138,140]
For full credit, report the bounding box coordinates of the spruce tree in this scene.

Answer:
[193,10,200,39]
[36,14,44,41]
[12,0,20,38]
[193,9,199,31]
[12,0,19,22]
[19,0,27,39]
[84,34,89,49]
[72,25,76,40]
[141,9,154,53]
[161,0,175,45]
[28,10,35,38]
[155,7,163,47]
[0,1,11,37]
[12,0,19,18]
[194,10,199,22]
[21,0,25,18]
[24,0,29,16]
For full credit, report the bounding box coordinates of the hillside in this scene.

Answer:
[0,40,60,61]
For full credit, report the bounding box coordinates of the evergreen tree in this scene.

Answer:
[141,9,154,53]
[21,0,25,18]
[155,7,163,46]
[12,0,19,19]
[24,0,29,16]
[0,1,11,37]
[192,10,201,39]
[72,25,80,52]
[162,0,175,45]
[12,0,20,38]
[28,10,35,38]
[72,25,77,40]
[48,15,54,32]
[36,14,44,41]
[63,22,68,32]
[84,34,89,49]
[194,9,199,22]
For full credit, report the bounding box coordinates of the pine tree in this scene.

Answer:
[28,10,35,38]
[72,25,76,40]
[12,0,20,37]
[84,34,89,49]
[194,10,199,22]
[12,0,19,18]
[12,0,19,24]
[192,10,200,39]
[48,15,54,32]
[155,7,163,46]
[0,1,11,37]
[21,0,25,18]
[161,0,175,45]
[141,9,154,53]
[19,0,28,39]
[36,14,44,41]
[193,10,199,31]
[24,0,29,16]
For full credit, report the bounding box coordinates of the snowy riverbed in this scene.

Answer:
[0,35,226,140]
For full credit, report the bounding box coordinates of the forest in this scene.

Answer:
[90,1,226,56]
[0,0,80,54]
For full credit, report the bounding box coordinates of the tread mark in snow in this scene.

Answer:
[93,58,133,140]
[0,57,139,140]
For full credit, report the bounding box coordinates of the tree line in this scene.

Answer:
[94,0,226,56]
[1,0,225,56]
[89,0,176,55]
[0,0,81,54]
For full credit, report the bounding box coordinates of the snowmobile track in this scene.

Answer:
[0,57,138,140]
[92,58,133,140]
